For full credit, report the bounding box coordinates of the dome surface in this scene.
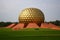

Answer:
[18,8,45,25]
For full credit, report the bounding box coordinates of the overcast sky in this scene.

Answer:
[0,0,60,22]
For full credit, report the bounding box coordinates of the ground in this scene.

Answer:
[0,28,60,40]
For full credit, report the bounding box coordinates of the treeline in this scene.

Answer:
[49,20,60,26]
[0,20,60,27]
[0,22,18,27]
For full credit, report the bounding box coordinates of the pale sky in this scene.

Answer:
[0,0,60,22]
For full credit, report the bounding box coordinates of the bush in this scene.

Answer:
[35,28,39,30]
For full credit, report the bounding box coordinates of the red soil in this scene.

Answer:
[6,23,60,30]
[40,23,49,28]
[12,23,24,30]
[26,23,39,28]
[40,23,60,30]
[6,24,16,28]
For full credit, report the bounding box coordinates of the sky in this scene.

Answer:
[0,0,60,22]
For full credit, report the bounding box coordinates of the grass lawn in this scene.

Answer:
[0,28,60,40]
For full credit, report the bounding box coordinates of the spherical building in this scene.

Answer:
[18,8,45,26]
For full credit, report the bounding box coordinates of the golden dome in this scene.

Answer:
[18,8,45,26]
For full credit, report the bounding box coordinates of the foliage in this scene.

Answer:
[0,22,18,27]
[49,20,60,26]
[34,28,39,30]
[0,22,12,27]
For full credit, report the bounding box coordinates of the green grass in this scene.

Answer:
[0,28,60,40]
